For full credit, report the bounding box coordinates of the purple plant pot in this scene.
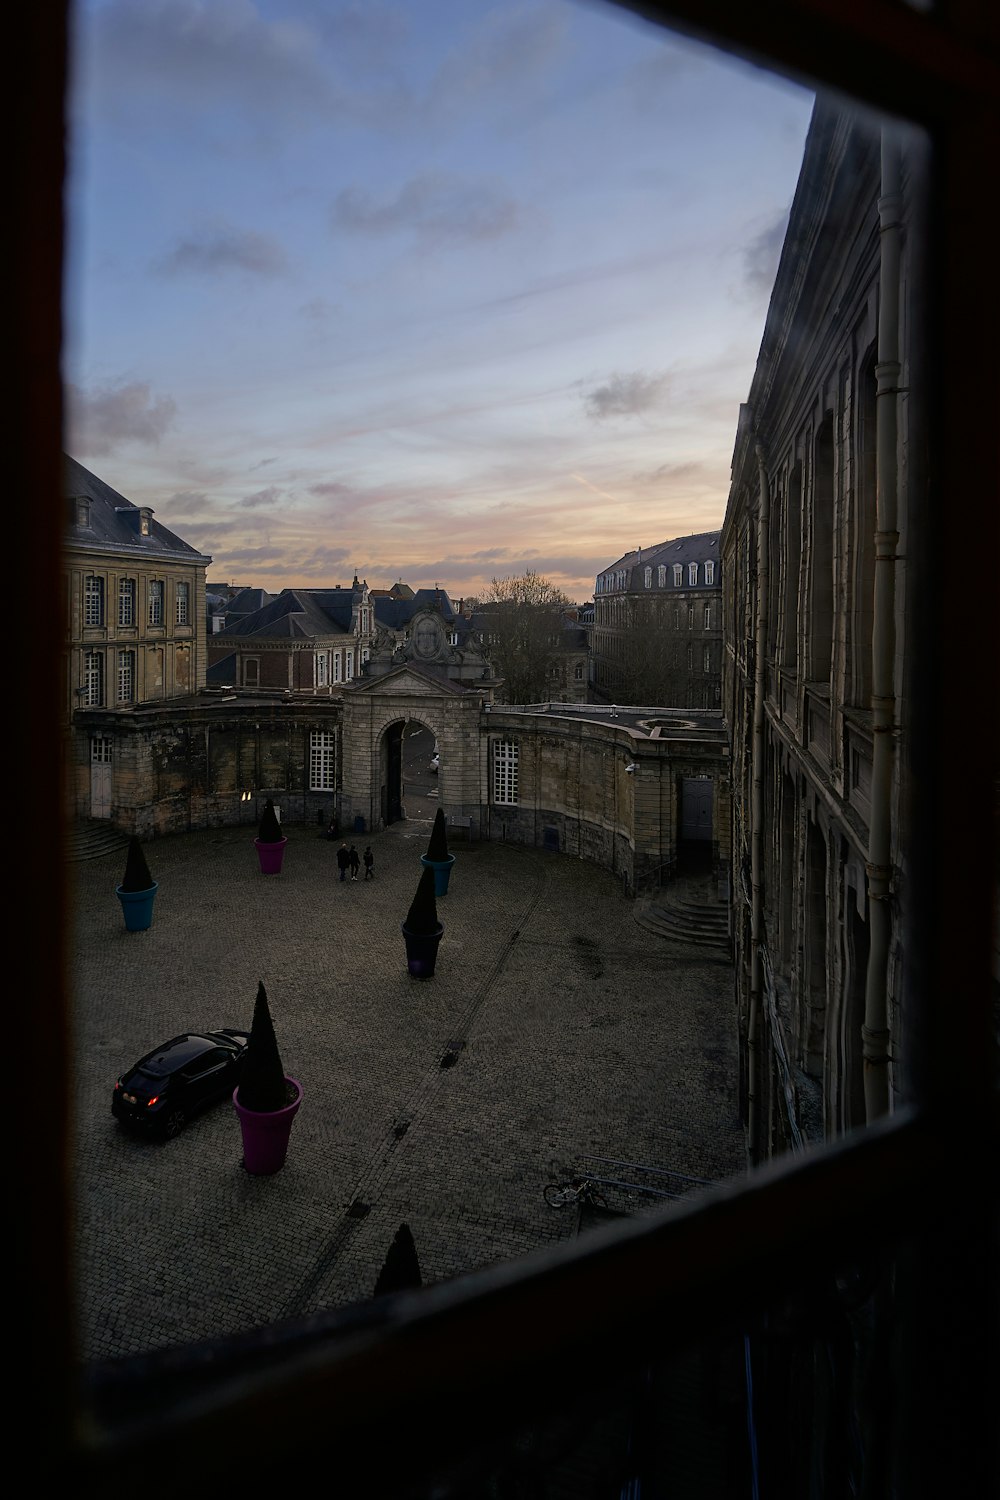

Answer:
[401,921,444,979]
[254,836,287,875]
[233,1078,302,1175]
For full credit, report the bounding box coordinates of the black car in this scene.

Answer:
[112,1030,250,1139]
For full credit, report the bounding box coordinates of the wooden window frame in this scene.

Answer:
[17,2,998,1495]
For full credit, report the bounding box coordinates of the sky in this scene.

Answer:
[65,0,814,603]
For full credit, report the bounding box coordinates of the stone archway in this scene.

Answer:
[379,715,439,827]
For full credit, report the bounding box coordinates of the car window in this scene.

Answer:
[181,1048,232,1078]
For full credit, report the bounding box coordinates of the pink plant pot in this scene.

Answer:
[233,1078,302,1174]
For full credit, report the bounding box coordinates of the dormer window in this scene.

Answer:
[673,564,683,586]
[657,565,666,587]
[139,507,153,537]
[644,567,652,588]
[75,497,91,527]
[705,560,715,585]
[688,562,698,586]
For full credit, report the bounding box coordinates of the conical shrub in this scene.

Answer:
[372,1222,422,1298]
[237,981,288,1112]
[403,865,440,936]
[426,807,450,862]
[120,835,154,892]
[257,798,283,843]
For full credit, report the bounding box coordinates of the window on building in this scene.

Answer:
[703,604,712,630]
[688,605,694,630]
[658,565,666,587]
[574,663,583,680]
[334,653,342,683]
[83,651,103,706]
[703,647,711,674]
[705,561,715,585]
[84,575,104,626]
[688,562,698,586]
[315,652,329,689]
[361,647,369,665]
[76,497,91,527]
[673,607,680,630]
[116,650,135,702]
[345,649,355,681]
[176,581,190,626]
[686,645,693,672]
[309,731,336,791]
[118,578,135,627]
[644,567,652,588]
[243,658,260,688]
[175,644,190,692]
[148,579,163,626]
[673,564,683,586]
[492,739,519,805]
[448,632,459,646]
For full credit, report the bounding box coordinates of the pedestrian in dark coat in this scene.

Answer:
[336,842,350,882]
[349,844,360,881]
[363,845,374,880]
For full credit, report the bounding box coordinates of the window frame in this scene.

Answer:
[175,580,190,627]
[118,577,135,627]
[492,738,519,805]
[20,2,999,1494]
[309,730,336,791]
[148,578,164,627]
[116,648,135,703]
[83,573,104,627]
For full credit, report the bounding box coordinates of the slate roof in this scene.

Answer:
[373,589,457,631]
[217,587,359,640]
[65,455,212,564]
[598,531,721,588]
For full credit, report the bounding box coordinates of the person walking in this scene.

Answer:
[336,842,350,882]
[363,845,375,881]
[349,844,360,882]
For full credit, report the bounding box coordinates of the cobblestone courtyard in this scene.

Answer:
[71,823,743,1365]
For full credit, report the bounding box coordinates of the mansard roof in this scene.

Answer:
[64,454,212,565]
[598,531,721,588]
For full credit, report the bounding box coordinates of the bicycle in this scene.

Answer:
[543,1176,609,1210]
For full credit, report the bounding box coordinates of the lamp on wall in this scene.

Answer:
[624,761,638,775]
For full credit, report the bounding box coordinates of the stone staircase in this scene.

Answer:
[65,820,130,862]
[634,874,732,957]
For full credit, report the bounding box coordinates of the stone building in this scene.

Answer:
[592,532,722,708]
[722,100,924,1154]
[63,455,212,717]
[206,580,374,692]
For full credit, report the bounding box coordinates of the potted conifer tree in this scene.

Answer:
[420,807,456,896]
[372,1222,422,1297]
[254,797,287,875]
[232,981,302,1174]
[115,835,158,931]
[401,864,444,979]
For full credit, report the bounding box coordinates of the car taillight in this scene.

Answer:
[146,1095,159,1108]
[114,1081,121,1092]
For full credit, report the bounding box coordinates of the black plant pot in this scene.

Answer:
[401,921,444,979]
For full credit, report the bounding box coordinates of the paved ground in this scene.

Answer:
[71,820,744,1366]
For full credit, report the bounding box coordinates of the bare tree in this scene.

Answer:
[480,570,571,704]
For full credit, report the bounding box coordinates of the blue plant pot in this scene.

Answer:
[116,882,158,932]
[421,853,455,897]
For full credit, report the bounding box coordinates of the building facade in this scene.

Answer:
[206,581,374,692]
[64,455,212,718]
[722,101,923,1154]
[592,533,722,709]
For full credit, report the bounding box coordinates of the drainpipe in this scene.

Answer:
[748,436,770,1164]
[863,130,902,1123]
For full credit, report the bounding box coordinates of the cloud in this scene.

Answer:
[66,379,177,455]
[429,3,567,116]
[155,225,287,277]
[742,208,790,297]
[308,481,353,498]
[583,370,669,421]
[332,174,520,242]
[240,486,283,510]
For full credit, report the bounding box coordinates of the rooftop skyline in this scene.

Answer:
[65,0,814,602]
